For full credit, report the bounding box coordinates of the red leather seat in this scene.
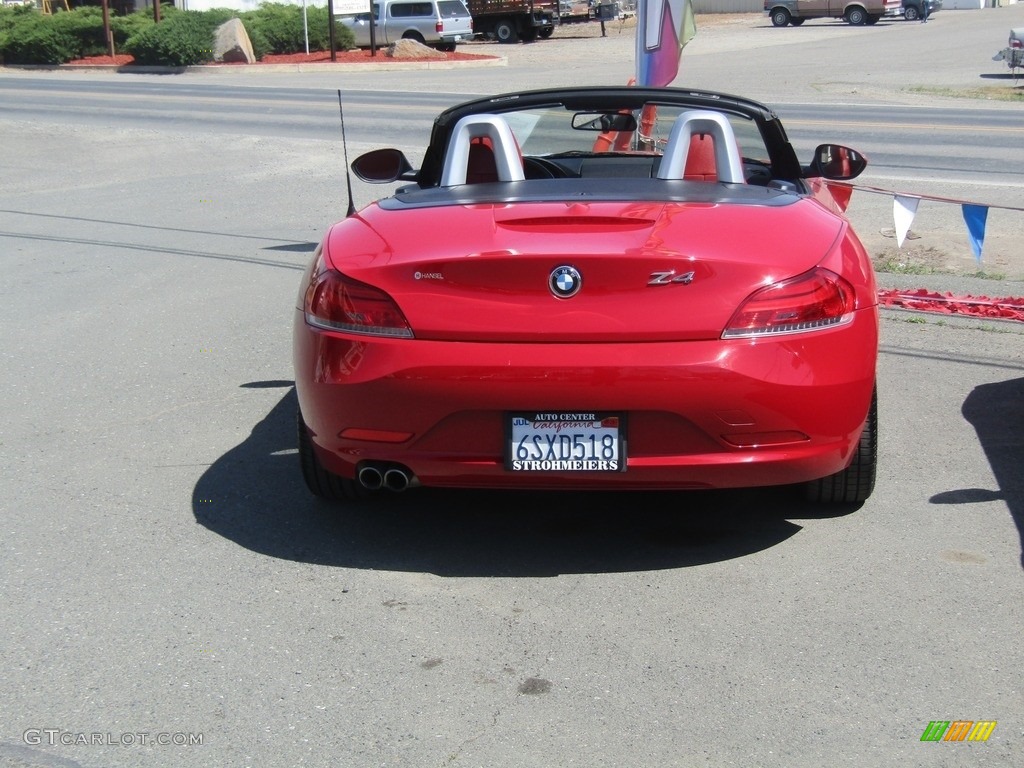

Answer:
[466,138,498,184]
[684,133,718,181]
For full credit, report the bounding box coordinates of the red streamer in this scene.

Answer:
[877,289,1024,322]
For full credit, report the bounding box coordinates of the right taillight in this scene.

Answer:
[304,258,413,338]
[723,268,856,339]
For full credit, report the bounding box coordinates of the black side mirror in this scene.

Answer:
[352,148,415,183]
[807,144,868,181]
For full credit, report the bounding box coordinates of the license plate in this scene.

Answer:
[506,412,625,472]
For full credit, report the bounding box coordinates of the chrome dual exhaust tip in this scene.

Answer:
[357,464,414,492]
[383,468,411,492]
[357,466,384,491]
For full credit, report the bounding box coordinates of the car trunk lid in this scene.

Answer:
[336,199,845,342]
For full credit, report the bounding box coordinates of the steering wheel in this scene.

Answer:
[523,157,564,179]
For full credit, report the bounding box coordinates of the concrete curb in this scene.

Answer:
[0,56,506,75]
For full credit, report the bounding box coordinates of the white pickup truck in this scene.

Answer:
[338,0,474,51]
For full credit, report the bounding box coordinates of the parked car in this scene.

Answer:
[338,0,473,51]
[295,86,879,504]
[901,0,940,21]
[993,27,1024,70]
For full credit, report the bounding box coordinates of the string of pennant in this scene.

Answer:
[823,182,1024,322]
[826,181,1024,262]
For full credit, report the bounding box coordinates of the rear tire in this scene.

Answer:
[538,26,554,38]
[805,388,877,504]
[903,5,919,20]
[770,8,791,27]
[494,18,519,43]
[297,408,368,502]
[402,31,425,43]
[845,7,867,25]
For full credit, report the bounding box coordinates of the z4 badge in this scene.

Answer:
[648,270,695,286]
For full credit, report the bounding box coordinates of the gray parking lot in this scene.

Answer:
[2,6,1023,768]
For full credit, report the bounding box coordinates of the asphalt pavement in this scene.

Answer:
[1,8,1023,768]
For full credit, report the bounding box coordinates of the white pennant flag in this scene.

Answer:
[893,195,920,248]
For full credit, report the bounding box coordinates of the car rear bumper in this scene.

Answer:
[294,307,878,490]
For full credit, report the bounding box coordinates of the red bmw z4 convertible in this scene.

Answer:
[294,86,879,503]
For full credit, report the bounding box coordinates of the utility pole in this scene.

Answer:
[327,0,337,61]
[101,0,114,56]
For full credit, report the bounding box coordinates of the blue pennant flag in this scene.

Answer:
[961,204,988,262]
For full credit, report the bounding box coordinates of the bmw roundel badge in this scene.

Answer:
[549,265,582,298]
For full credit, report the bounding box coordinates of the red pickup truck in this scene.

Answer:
[765,0,901,27]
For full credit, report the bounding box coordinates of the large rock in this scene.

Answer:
[214,18,256,65]
[386,39,446,60]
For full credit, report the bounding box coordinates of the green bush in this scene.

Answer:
[310,6,355,51]
[124,11,216,66]
[50,7,109,58]
[0,13,78,65]
[0,3,351,66]
[0,4,34,43]
[240,2,352,54]
[243,21,270,61]
[110,9,157,49]
[240,3,304,54]
[196,6,239,30]
[0,7,124,63]
[0,5,24,61]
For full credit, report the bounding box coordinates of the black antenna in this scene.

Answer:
[338,89,356,218]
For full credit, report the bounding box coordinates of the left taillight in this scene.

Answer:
[304,260,413,338]
[723,268,856,339]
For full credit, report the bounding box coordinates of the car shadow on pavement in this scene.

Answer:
[192,382,859,577]
[931,376,1024,570]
